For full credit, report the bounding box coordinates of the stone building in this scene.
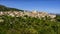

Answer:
[0,11,56,18]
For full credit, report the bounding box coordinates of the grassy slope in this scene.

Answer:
[0,15,60,34]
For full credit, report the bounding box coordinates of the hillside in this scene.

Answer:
[0,15,60,34]
[0,5,24,11]
[0,5,60,34]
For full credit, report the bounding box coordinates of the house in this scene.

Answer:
[0,11,56,18]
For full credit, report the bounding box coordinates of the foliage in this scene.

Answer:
[0,15,60,34]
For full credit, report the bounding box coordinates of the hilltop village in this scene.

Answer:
[0,10,56,19]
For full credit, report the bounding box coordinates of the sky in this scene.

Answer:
[0,0,60,14]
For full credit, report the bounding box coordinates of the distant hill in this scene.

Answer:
[0,5,24,11]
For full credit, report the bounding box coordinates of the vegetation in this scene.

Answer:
[0,5,24,11]
[0,15,60,34]
[0,5,60,34]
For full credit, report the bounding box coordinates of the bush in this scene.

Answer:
[0,15,59,34]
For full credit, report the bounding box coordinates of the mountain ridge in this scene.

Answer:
[0,5,24,11]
